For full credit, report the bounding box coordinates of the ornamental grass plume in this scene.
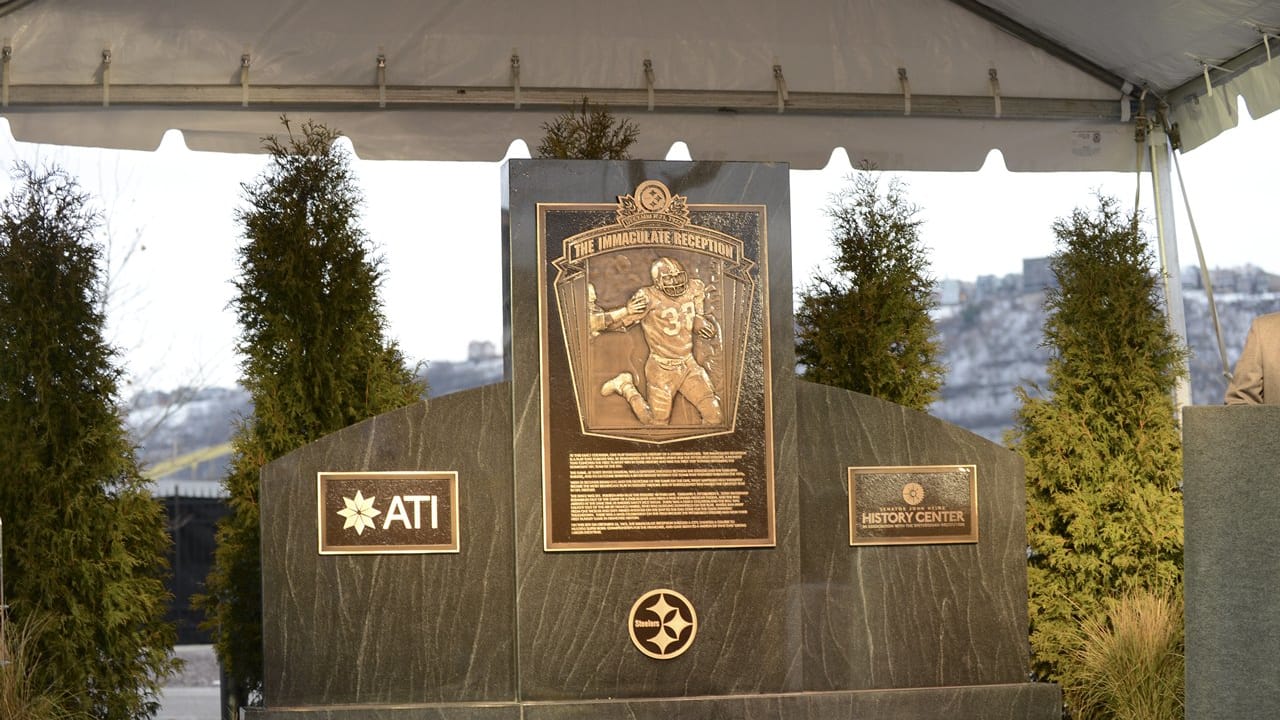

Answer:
[0,613,89,720]
[1065,589,1184,720]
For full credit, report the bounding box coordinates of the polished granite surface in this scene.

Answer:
[253,160,1057,719]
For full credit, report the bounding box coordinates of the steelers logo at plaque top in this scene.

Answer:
[628,588,697,660]
[635,180,671,212]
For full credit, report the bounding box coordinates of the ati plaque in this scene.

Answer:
[848,465,978,546]
[317,471,460,555]
[539,179,775,551]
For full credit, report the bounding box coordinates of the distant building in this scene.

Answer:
[938,278,967,306]
[1210,267,1242,293]
[1181,265,1280,295]
[975,274,999,300]
[1022,257,1056,293]
[1237,264,1280,294]
[468,340,500,361]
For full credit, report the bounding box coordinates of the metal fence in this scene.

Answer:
[162,492,230,645]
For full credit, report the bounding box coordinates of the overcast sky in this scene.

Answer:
[0,103,1275,392]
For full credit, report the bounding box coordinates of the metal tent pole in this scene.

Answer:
[1148,124,1194,411]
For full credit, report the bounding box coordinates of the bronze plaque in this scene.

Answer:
[539,179,774,551]
[848,465,978,546]
[317,471,460,554]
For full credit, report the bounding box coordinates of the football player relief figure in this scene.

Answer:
[595,256,723,426]
[548,178,759,444]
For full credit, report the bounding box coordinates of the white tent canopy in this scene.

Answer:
[1,0,1276,169]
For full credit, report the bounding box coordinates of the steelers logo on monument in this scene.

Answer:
[628,588,698,660]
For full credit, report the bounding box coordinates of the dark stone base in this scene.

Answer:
[246,684,1061,719]
[1184,405,1280,720]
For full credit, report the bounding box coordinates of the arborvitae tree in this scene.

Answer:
[1008,194,1185,685]
[536,97,639,160]
[0,163,177,719]
[795,168,944,410]
[197,119,426,704]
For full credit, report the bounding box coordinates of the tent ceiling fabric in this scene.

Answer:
[0,0,1275,168]
[972,0,1280,152]
[976,0,1279,92]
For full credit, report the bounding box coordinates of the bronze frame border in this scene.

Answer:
[536,189,775,552]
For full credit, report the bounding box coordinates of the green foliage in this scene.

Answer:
[0,613,91,720]
[196,118,426,704]
[795,168,944,410]
[0,164,177,719]
[1066,589,1184,720]
[536,97,640,160]
[1008,194,1186,684]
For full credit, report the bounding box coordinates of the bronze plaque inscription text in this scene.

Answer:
[848,465,978,546]
[539,180,774,551]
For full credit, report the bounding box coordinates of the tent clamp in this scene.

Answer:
[1187,53,1232,98]
[377,52,387,108]
[773,61,787,113]
[643,58,655,111]
[1246,22,1280,62]
[240,53,251,107]
[101,48,111,107]
[511,50,521,109]
[988,67,1001,117]
[1133,114,1149,144]
[898,67,911,116]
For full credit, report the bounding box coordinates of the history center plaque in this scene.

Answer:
[848,465,978,546]
[538,180,775,551]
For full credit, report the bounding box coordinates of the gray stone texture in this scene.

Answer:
[1184,405,1280,720]
[253,161,1057,719]
[247,685,1059,720]
[504,159,800,700]
[796,381,1033,690]
[259,384,516,706]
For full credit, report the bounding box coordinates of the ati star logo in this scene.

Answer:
[628,588,697,660]
[336,491,381,535]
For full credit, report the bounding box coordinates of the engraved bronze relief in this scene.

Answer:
[551,180,755,443]
[538,180,774,551]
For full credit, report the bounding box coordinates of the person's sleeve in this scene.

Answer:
[1225,320,1264,404]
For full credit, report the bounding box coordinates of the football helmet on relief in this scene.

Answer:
[650,257,687,297]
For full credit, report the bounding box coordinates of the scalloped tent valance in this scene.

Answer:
[0,0,1276,169]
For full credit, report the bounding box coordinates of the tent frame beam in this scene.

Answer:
[0,83,1124,122]
[950,0,1279,116]
[1163,40,1276,110]
[946,0,1135,94]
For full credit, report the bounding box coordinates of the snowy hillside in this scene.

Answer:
[126,283,1280,484]
[928,289,1280,442]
